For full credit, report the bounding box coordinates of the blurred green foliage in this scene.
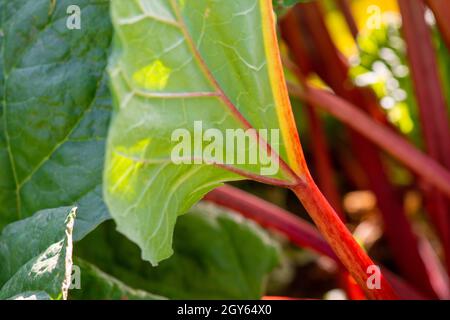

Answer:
[350,23,422,145]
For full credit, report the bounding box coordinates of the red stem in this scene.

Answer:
[205,185,424,299]
[205,186,337,259]
[303,102,345,219]
[340,272,367,300]
[291,176,397,300]
[335,0,359,40]
[289,84,450,298]
[282,2,441,297]
[425,0,450,51]
[290,3,388,124]
[270,10,392,297]
[398,0,450,275]
[280,12,344,220]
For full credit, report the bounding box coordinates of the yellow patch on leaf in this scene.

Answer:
[133,60,171,90]
[108,139,151,195]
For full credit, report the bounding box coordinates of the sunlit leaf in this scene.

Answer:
[105,0,303,265]
[0,207,76,300]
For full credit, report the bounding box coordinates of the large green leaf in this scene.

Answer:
[69,259,165,300]
[0,207,76,300]
[0,0,112,239]
[106,0,302,265]
[0,0,8,229]
[76,203,280,299]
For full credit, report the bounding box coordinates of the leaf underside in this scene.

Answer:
[106,0,300,265]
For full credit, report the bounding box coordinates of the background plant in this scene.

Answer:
[0,0,449,300]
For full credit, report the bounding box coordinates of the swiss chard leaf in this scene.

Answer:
[106,0,302,265]
[0,0,112,239]
[0,207,76,300]
[69,259,165,300]
[76,203,280,299]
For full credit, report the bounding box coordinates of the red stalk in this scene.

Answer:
[279,11,313,76]
[205,185,423,299]
[282,2,440,297]
[280,12,344,220]
[232,0,397,299]
[291,176,397,300]
[398,0,450,189]
[303,102,345,219]
[335,0,359,40]
[338,148,370,190]
[289,85,450,298]
[340,272,367,300]
[398,0,450,274]
[425,0,450,51]
[290,4,388,124]
[205,186,337,260]
[280,60,360,298]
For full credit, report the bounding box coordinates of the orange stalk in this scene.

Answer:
[291,176,397,300]
[282,2,442,296]
[425,0,450,51]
